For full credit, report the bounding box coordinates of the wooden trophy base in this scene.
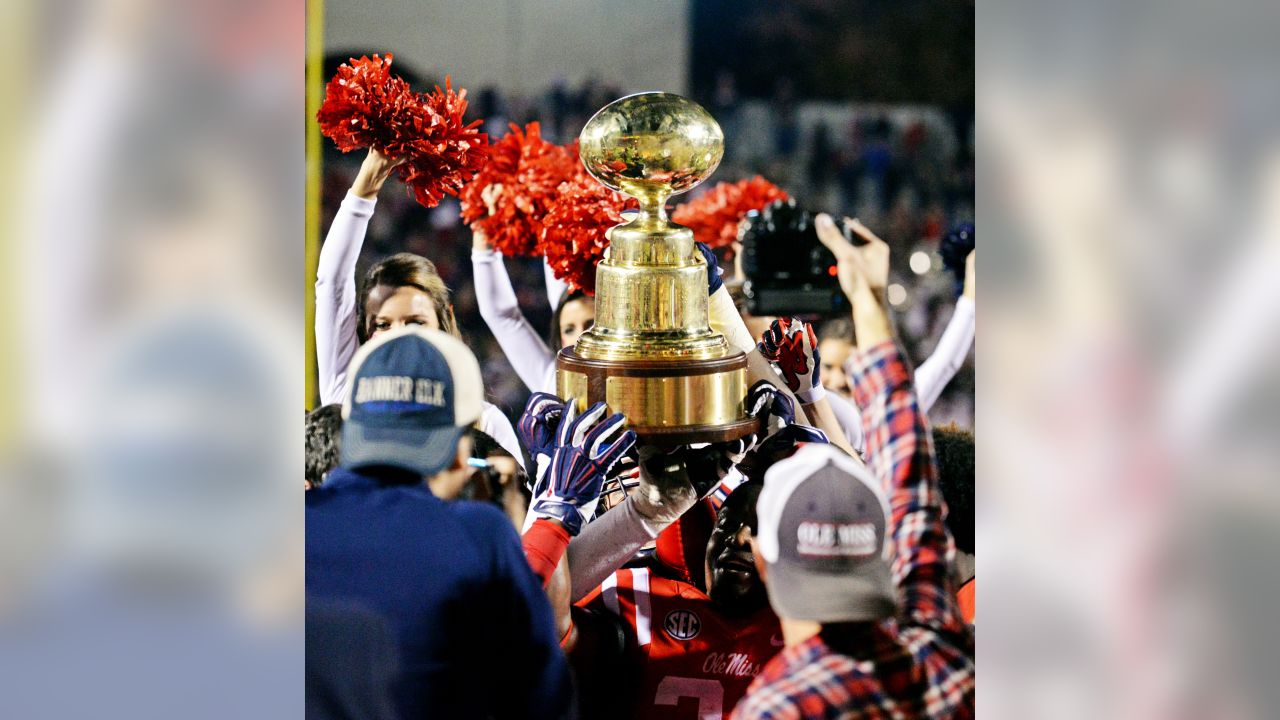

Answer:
[557,348,760,447]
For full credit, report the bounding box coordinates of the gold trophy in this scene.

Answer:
[557,92,758,445]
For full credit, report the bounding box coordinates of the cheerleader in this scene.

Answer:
[471,229,593,394]
[315,147,525,466]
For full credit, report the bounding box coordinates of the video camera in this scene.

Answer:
[738,199,851,317]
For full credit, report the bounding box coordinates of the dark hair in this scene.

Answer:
[548,288,590,349]
[305,404,344,488]
[470,428,517,464]
[817,317,854,343]
[932,423,975,554]
[357,253,458,343]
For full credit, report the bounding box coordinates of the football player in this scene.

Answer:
[530,425,830,719]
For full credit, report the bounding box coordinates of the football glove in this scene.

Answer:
[758,317,824,404]
[529,401,636,536]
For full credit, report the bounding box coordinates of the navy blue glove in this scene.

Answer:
[768,422,829,447]
[670,434,760,500]
[746,380,796,430]
[517,392,565,474]
[939,223,974,298]
[529,401,636,536]
[696,241,724,295]
[736,422,830,483]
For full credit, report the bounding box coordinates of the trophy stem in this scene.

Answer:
[635,191,669,225]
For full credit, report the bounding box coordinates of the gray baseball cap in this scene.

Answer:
[756,443,898,623]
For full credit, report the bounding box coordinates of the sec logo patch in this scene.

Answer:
[664,609,701,641]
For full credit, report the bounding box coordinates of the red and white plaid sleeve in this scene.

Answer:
[850,340,968,636]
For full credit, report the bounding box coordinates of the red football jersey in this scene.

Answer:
[581,566,784,719]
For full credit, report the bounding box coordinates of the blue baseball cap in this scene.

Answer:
[340,328,484,477]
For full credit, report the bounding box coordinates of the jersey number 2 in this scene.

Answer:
[654,676,724,719]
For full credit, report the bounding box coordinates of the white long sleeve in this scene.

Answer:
[472,249,558,393]
[567,497,664,602]
[479,404,526,470]
[315,192,376,405]
[543,259,569,310]
[825,390,866,455]
[914,296,975,412]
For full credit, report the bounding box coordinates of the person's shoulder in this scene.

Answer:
[447,498,510,524]
[447,500,518,543]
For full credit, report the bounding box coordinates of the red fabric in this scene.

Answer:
[538,176,633,295]
[671,177,788,254]
[957,577,975,624]
[459,122,582,256]
[653,500,716,588]
[583,566,782,719]
[317,54,490,208]
[521,518,571,588]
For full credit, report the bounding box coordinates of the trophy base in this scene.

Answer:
[557,348,759,447]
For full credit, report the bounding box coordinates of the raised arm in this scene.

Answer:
[515,394,657,602]
[315,149,401,404]
[816,214,967,636]
[544,258,569,310]
[915,250,975,412]
[757,316,857,457]
[472,228,558,393]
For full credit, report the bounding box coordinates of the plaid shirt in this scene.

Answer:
[732,341,975,719]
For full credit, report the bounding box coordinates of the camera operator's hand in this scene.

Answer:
[815,213,894,350]
[758,317,824,404]
[529,401,636,536]
[816,213,890,297]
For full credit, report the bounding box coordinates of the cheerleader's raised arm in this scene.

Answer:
[315,149,402,405]
[914,250,976,412]
[471,227,559,394]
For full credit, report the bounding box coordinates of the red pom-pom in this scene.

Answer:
[317,55,490,208]
[316,54,412,152]
[539,177,630,296]
[395,77,490,208]
[459,122,582,256]
[671,176,790,250]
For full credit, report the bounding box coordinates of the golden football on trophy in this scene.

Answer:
[557,92,757,445]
